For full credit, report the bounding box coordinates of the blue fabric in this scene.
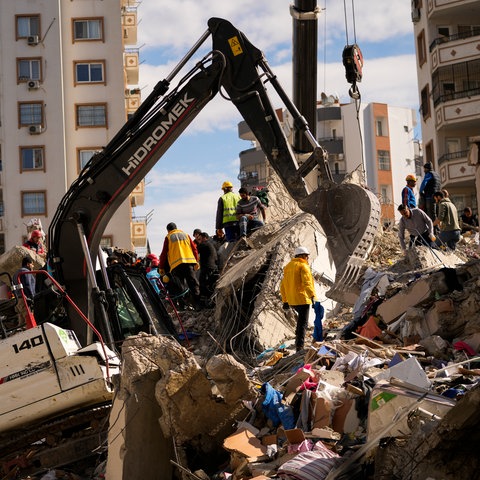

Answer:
[261,382,295,429]
[312,301,324,342]
[146,270,162,294]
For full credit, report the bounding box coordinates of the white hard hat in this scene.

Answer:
[294,246,310,256]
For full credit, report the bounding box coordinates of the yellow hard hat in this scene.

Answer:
[405,174,417,182]
[222,181,233,189]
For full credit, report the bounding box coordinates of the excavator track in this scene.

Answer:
[0,403,111,478]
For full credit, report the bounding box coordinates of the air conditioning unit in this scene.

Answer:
[27,35,39,45]
[27,80,40,90]
[28,125,43,135]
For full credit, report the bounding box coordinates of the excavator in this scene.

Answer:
[0,13,380,476]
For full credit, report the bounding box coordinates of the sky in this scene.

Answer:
[131,0,419,254]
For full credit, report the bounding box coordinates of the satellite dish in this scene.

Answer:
[320,94,335,106]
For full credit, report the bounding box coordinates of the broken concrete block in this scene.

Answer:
[419,335,449,358]
[377,275,449,324]
[425,298,464,338]
[206,354,255,404]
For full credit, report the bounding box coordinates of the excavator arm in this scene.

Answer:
[48,18,379,344]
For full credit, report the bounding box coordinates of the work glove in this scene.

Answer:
[194,263,200,271]
[282,302,290,310]
[162,275,170,283]
[430,234,436,242]
[311,299,316,309]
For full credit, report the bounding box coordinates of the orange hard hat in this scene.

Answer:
[405,174,417,182]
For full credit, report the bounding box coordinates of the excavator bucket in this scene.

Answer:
[300,181,381,303]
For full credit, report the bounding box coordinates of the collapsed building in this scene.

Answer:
[101,179,480,480]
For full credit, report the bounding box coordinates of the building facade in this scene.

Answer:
[412,0,480,213]
[0,0,143,254]
[238,99,419,227]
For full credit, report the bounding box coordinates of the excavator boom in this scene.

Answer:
[48,18,379,344]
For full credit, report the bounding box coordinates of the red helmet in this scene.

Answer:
[146,253,158,260]
[150,259,159,267]
[31,230,43,238]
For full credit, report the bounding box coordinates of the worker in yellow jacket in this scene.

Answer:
[280,246,316,351]
[159,222,200,307]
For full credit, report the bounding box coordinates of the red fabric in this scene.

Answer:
[357,315,382,339]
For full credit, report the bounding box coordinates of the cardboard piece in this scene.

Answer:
[261,434,277,446]
[311,396,331,429]
[284,428,306,445]
[284,369,314,396]
[223,428,267,459]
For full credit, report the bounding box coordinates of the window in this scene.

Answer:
[74,61,105,84]
[22,191,46,216]
[420,85,430,119]
[16,15,40,38]
[376,118,387,137]
[76,104,107,128]
[20,146,45,171]
[425,141,434,165]
[380,185,391,204]
[73,18,103,41]
[17,58,42,82]
[378,150,391,170]
[417,30,426,67]
[100,236,113,248]
[77,148,100,172]
[18,102,43,127]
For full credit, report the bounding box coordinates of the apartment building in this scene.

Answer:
[238,98,419,227]
[0,0,144,254]
[412,0,480,213]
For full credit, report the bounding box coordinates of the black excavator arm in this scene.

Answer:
[48,18,379,344]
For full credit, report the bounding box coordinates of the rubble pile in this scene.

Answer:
[102,228,480,479]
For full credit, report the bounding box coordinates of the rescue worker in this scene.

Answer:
[419,163,441,222]
[402,174,417,209]
[13,256,36,302]
[397,204,436,253]
[159,222,201,307]
[433,191,461,250]
[280,246,316,352]
[196,232,219,305]
[23,229,45,255]
[236,187,267,239]
[215,181,241,242]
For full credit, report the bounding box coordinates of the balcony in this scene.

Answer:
[130,179,145,207]
[239,147,266,168]
[434,91,480,129]
[437,150,475,188]
[428,0,480,18]
[122,9,137,46]
[124,49,139,85]
[318,137,344,155]
[430,32,480,70]
[125,88,141,114]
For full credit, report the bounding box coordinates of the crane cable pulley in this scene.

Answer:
[342,0,363,99]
